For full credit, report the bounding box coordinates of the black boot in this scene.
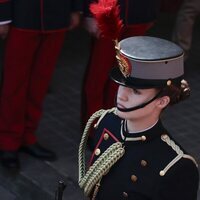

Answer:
[20,143,57,161]
[0,151,20,170]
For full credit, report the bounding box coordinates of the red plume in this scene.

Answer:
[89,0,123,40]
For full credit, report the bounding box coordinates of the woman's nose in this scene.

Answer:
[117,86,129,101]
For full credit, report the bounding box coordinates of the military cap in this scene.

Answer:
[111,36,184,88]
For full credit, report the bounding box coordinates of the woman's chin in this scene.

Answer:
[116,109,129,119]
[116,109,139,120]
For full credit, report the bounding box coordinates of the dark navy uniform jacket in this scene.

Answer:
[90,113,199,200]
[0,0,83,31]
[83,0,160,25]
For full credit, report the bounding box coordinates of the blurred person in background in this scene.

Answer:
[172,0,200,60]
[0,0,82,170]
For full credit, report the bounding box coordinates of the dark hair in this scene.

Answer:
[159,79,190,105]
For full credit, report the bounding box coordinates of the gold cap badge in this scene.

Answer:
[115,40,131,78]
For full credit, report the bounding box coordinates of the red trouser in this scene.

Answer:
[82,23,154,127]
[0,27,66,151]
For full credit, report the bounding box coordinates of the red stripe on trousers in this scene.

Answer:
[0,26,66,150]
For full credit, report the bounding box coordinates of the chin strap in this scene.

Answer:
[116,90,162,112]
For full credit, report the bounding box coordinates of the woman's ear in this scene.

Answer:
[156,96,170,109]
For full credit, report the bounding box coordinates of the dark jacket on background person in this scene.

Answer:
[0,0,83,31]
[83,0,160,24]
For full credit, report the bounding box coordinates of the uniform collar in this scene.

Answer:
[120,119,166,142]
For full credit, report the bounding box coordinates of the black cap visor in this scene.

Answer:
[110,67,183,89]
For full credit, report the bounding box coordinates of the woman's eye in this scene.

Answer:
[132,89,141,94]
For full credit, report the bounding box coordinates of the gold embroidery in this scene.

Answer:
[115,40,131,78]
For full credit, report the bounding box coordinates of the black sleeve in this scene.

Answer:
[0,0,12,22]
[153,158,199,200]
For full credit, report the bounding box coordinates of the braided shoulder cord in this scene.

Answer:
[79,108,125,197]
[160,134,198,176]
[83,142,125,196]
[79,109,106,183]
[79,107,116,182]
[79,142,122,187]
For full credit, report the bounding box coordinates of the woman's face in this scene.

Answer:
[116,85,160,121]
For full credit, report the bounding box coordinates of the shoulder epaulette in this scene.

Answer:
[93,107,117,129]
[159,134,198,176]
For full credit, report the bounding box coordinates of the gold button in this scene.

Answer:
[103,133,109,140]
[95,148,101,156]
[159,170,165,176]
[122,192,128,198]
[141,160,147,167]
[141,135,146,141]
[131,175,138,182]
[167,80,172,86]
